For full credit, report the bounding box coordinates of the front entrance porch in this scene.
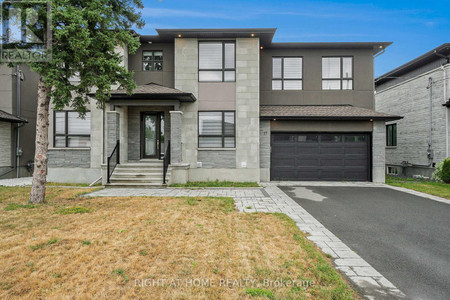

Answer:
[101,83,196,187]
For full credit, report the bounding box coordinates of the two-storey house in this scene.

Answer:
[45,28,400,186]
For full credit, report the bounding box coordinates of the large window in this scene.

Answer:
[198,111,235,148]
[272,57,303,90]
[322,57,353,90]
[143,50,163,71]
[386,123,397,147]
[54,111,91,148]
[199,42,235,82]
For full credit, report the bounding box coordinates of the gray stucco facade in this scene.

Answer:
[376,51,450,177]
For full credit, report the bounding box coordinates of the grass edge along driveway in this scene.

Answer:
[0,186,359,299]
[386,176,450,200]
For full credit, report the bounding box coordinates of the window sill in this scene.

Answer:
[386,146,397,149]
[197,148,236,151]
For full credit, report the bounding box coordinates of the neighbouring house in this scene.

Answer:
[0,65,39,179]
[375,44,450,177]
[46,28,400,186]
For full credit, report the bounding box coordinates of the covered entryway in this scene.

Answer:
[271,133,370,181]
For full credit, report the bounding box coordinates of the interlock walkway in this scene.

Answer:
[85,185,406,299]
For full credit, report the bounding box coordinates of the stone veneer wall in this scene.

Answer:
[372,120,386,183]
[175,38,199,167]
[259,120,271,181]
[235,38,260,171]
[48,149,91,168]
[197,150,236,168]
[106,111,120,157]
[0,122,12,167]
[376,66,449,167]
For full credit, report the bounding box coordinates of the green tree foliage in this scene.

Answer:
[4,0,144,203]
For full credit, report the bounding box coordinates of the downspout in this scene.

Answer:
[14,66,22,178]
[426,77,433,165]
[443,65,448,157]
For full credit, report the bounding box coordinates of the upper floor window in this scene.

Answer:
[272,57,303,90]
[199,42,235,82]
[143,50,163,71]
[322,57,353,90]
[198,111,235,148]
[54,111,91,148]
[386,123,397,147]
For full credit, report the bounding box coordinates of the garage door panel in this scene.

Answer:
[271,133,370,181]
[344,158,368,166]
[296,158,320,166]
[320,147,345,155]
[320,159,344,166]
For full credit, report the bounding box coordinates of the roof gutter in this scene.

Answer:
[260,116,403,121]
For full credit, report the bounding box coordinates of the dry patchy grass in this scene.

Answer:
[0,186,358,299]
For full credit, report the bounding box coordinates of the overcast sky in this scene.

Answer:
[140,0,449,77]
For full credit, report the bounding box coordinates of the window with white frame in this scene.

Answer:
[272,57,303,90]
[198,111,235,148]
[54,111,91,148]
[322,57,353,90]
[199,42,235,82]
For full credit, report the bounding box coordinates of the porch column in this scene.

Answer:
[170,111,183,164]
[106,111,120,159]
[116,106,128,164]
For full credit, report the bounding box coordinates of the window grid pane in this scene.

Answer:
[199,43,223,69]
[272,80,282,90]
[55,112,65,134]
[322,57,341,78]
[342,57,353,78]
[68,112,90,135]
[199,71,223,82]
[272,58,282,78]
[224,43,235,69]
[283,58,302,79]
[322,80,341,90]
[283,80,302,90]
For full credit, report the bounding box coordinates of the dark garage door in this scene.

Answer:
[271,133,370,181]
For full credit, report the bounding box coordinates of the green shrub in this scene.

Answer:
[441,158,450,183]
[431,160,444,182]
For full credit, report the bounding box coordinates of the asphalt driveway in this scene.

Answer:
[280,186,450,300]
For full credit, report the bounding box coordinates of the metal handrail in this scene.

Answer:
[163,140,171,184]
[107,140,120,184]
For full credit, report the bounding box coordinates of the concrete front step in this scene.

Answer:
[116,162,163,168]
[106,182,168,188]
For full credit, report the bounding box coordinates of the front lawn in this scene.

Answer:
[0,186,357,299]
[170,180,260,188]
[386,176,450,199]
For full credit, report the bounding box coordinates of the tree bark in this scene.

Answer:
[29,77,51,204]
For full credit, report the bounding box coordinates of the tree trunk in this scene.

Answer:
[29,77,51,204]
